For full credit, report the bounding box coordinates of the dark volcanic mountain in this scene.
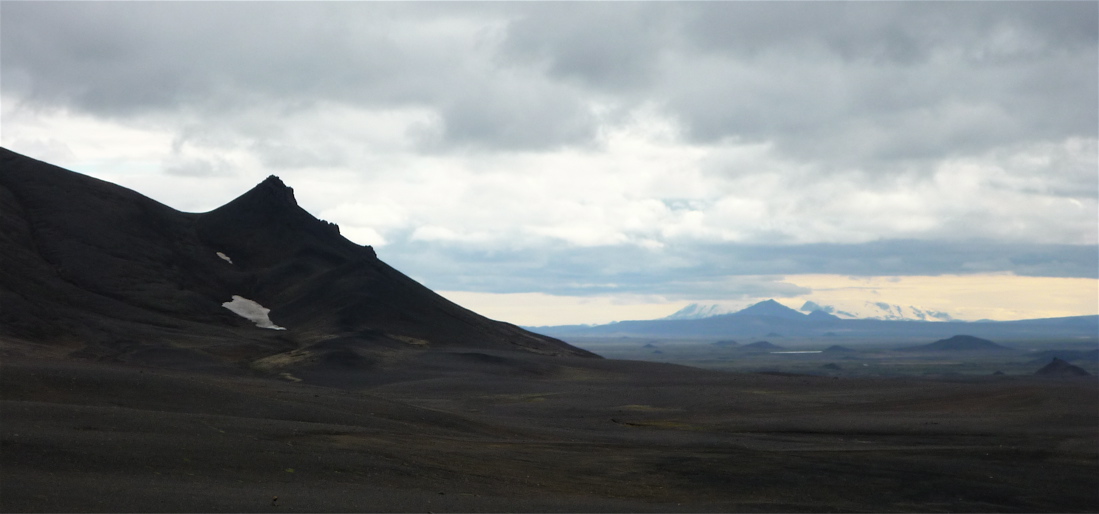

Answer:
[0,148,595,376]
[898,335,1009,352]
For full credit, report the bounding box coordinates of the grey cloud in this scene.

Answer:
[682,2,1097,65]
[665,53,1095,166]
[379,239,1098,298]
[682,3,933,64]
[432,79,596,151]
[163,156,229,178]
[492,2,1097,166]
[248,139,349,170]
[669,2,1098,163]
[498,3,677,91]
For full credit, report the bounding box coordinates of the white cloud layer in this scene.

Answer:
[2,2,1095,323]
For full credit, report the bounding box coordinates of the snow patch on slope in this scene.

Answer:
[800,301,956,321]
[222,295,286,330]
[662,303,737,320]
[216,252,233,264]
[864,302,956,321]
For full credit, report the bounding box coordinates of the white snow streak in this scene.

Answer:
[216,252,233,264]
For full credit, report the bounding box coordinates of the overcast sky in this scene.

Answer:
[3,2,1096,325]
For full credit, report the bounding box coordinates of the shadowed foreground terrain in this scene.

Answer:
[1,148,1097,512]
[3,354,1097,512]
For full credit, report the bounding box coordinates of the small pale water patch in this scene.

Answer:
[222,295,286,330]
[770,351,823,354]
[216,252,233,264]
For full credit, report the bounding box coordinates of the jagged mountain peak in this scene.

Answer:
[210,174,303,219]
[195,173,371,268]
[254,174,298,206]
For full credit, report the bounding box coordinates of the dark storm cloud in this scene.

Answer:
[680,2,1097,63]
[666,2,1099,162]
[0,2,595,150]
[507,2,1097,162]
[3,2,1095,159]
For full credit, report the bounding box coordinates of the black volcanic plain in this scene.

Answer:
[1,148,1097,512]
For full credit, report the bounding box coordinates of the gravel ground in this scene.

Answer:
[2,354,1097,512]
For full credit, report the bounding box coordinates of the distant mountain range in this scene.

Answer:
[530,299,1098,342]
[664,300,957,322]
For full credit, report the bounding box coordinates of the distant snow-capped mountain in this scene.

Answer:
[799,300,957,322]
[663,299,959,322]
[663,300,810,321]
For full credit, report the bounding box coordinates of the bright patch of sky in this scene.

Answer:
[441,274,1098,326]
[3,2,1095,325]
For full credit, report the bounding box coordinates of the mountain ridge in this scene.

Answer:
[0,147,597,374]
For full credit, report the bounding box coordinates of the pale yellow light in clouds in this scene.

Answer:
[439,274,1098,327]
[789,274,1098,321]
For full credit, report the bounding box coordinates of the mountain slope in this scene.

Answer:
[0,148,596,371]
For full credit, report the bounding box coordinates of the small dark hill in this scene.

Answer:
[897,335,1008,352]
[712,340,739,347]
[742,341,782,350]
[823,345,856,353]
[1034,358,1091,377]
